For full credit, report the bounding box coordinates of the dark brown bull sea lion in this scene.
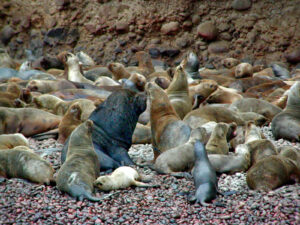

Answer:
[0,146,55,184]
[56,120,101,201]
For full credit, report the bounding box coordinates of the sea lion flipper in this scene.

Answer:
[133,181,160,188]
[171,172,193,179]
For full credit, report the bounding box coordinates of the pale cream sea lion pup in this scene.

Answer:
[94,166,159,191]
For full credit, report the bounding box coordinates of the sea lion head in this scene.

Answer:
[68,102,82,121]
[235,63,253,79]
[26,80,39,92]
[128,73,146,92]
[222,58,240,69]
[94,176,112,191]
[154,77,170,89]
[65,52,79,66]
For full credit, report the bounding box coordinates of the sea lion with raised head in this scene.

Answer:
[56,120,101,201]
[147,82,191,160]
[166,65,192,119]
[191,141,218,206]
[58,103,83,144]
[205,86,243,104]
[235,63,253,79]
[0,146,54,184]
[94,166,158,191]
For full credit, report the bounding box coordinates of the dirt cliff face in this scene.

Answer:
[0,0,300,68]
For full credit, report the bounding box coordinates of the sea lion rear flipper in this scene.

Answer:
[171,172,193,179]
[83,192,102,202]
[133,181,160,188]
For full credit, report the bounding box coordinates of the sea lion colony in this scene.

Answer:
[0,49,299,203]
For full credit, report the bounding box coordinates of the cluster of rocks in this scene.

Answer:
[1,0,300,68]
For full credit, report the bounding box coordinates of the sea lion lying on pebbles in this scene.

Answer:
[56,120,101,201]
[0,107,61,137]
[0,146,55,185]
[0,133,29,149]
[271,81,300,141]
[94,166,158,191]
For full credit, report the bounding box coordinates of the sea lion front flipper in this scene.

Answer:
[109,146,134,166]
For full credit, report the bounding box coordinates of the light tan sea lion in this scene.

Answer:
[244,122,263,144]
[235,63,253,78]
[208,143,251,174]
[147,82,191,160]
[0,146,54,184]
[272,81,300,141]
[56,120,101,201]
[189,79,218,108]
[94,166,158,191]
[205,122,235,155]
[0,133,29,149]
[166,65,192,119]
[206,86,243,104]
[154,127,209,175]
[222,58,240,69]
[95,76,119,86]
[127,73,147,92]
[183,105,245,129]
[230,98,282,121]
[245,80,288,98]
[58,103,83,144]
[54,98,96,121]
[32,94,64,113]
[26,79,76,94]
[132,123,151,144]
[0,107,61,137]
[238,112,268,126]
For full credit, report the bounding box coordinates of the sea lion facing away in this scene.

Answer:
[56,120,101,201]
[94,166,158,191]
[191,141,218,206]
[0,146,54,184]
[0,133,29,149]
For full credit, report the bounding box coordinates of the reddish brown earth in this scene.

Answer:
[0,0,300,68]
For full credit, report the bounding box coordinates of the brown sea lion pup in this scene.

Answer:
[272,81,300,141]
[56,120,101,201]
[166,65,192,119]
[208,143,251,174]
[246,155,300,192]
[235,63,253,78]
[26,79,76,94]
[94,166,158,191]
[32,94,64,112]
[229,98,282,121]
[108,62,131,80]
[247,139,277,166]
[132,123,151,144]
[147,82,191,160]
[190,141,218,206]
[189,79,218,107]
[0,133,29,149]
[58,103,83,144]
[0,107,61,137]
[206,86,243,104]
[205,122,235,155]
[183,105,245,129]
[222,58,240,69]
[154,127,209,175]
[238,112,268,126]
[0,146,54,184]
